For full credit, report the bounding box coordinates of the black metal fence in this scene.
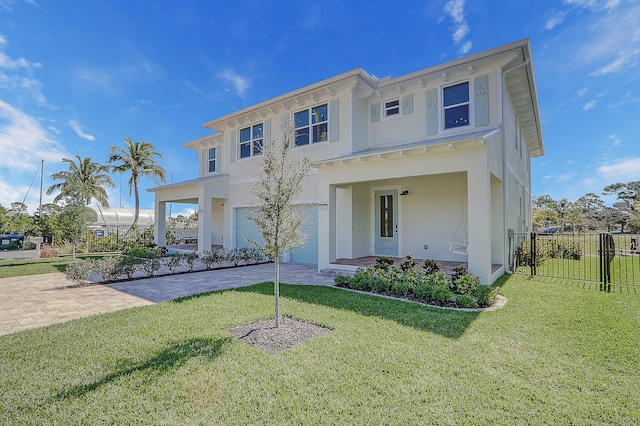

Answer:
[511,232,640,289]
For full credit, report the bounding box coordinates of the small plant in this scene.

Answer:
[403,268,425,289]
[391,280,411,295]
[454,294,478,309]
[39,244,60,258]
[183,252,199,272]
[164,254,183,273]
[422,258,440,275]
[450,265,468,284]
[94,256,120,282]
[476,285,498,307]
[64,259,91,285]
[430,284,454,303]
[199,250,217,270]
[118,256,140,279]
[369,277,390,293]
[238,247,253,265]
[333,274,351,287]
[425,271,451,288]
[451,274,480,296]
[141,257,162,277]
[224,248,241,266]
[399,254,417,272]
[374,256,395,271]
[415,281,434,299]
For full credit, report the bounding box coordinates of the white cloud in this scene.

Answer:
[598,157,640,182]
[69,119,95,141]
[0,100,69,211]
[589,48,640,76]
[443,0,472,55]
[219,69,250,97]
[608,134,621,146]
[0,36,47,106]
[583,100,596,110]
[545,11,567,30]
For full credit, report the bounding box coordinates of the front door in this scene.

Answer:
[375,189,398,256]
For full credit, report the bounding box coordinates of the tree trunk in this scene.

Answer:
[274,255,280,328]
[126,175,140,237]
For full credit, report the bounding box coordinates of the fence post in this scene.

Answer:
[530,232,537,277]
[599,233,612,292]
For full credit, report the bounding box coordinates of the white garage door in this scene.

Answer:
[234,204,318,265]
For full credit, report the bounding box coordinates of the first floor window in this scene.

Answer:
[443,82,470,129]
[294,104,328,147]
[208,147,217,173]
[239,123,263,159]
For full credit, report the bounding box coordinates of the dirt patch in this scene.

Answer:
[229,317,332,354]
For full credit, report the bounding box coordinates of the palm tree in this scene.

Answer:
[107,137,166,232]
[46,155,114,206]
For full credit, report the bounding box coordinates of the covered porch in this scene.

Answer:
[316,130,506,285]
[148,174,229,253]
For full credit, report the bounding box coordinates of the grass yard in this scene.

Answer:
[0,274,638,424]
[0,255,112,279]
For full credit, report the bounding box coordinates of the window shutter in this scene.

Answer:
[371,103,381,122]
[474,75,489,126]
[426,89,438,135]
[402,95,413,115]
[329,99,339,142]
[264,119,271,143]
[230,130,237,162]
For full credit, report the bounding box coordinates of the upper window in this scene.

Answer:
[443,82,470,129]
[384,99,400,118]
[208,147,217,173]
[239,123,263,159]
[294,104,328,147]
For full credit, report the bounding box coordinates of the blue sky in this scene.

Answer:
[1,0,639,214]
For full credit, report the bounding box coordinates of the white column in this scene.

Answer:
[197,198,212,253]
[155,201,167,247]
[318,179,337,270]
[467,167,492,284]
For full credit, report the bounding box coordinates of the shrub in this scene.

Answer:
[391,280,411,295]
[415,281,434,299]
[450,265,468,284]
[399,254,417,272]
[333,274,351,287]
[118,256,140,279]
[431,285,454,303]
[422,259,440,275]
[141,257,162,277]
[454,294,478,309]
[64,259,91,284]
[183,252,199,272]
[369,277,390,293]
[39,244,59,258]
[376,267,402,285]
[224,248,241,266]
[348,274,370,291]
[93,256,120,282]
[199,250,217,270]
[374,256,395,271]
[476,285,498,307]
[546,240,582,260]
[451,274,480,296]
[403,268,425,289]
[425,271,451,288]
[164,254,184,273]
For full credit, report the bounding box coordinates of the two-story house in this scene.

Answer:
[149,38,544,285]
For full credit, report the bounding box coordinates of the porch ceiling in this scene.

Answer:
[315,127,500,167]
[147,173,229,193]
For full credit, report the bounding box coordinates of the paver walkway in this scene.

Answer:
[0,263,335,336]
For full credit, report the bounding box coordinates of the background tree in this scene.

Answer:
[248,122,311,328]
[46,155,114,206]
[603,181,640,233]
[107,137,166,233]
[576,193,605,231]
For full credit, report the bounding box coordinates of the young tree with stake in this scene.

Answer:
[248,120,311,328]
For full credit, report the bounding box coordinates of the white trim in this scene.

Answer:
[441,79,474,132]
[383,97,401,119]
[292,102,329,148]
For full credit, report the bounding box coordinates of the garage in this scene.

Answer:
[234,204,318,265]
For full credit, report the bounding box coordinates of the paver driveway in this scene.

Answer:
[0,263,335,336]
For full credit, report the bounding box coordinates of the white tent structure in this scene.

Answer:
[87,207,155,228]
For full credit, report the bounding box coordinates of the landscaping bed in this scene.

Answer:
[334,255,499,309]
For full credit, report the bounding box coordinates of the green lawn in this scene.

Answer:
[1,275,638,424]
[0,255,114,279]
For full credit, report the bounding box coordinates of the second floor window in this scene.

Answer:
[294,104,328,147]
[384,99,400,118]
[208,147,217,173]
[239,123,263,159]
[443,82,470,129]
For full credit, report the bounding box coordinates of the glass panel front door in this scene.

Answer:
[375,189,398,256]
